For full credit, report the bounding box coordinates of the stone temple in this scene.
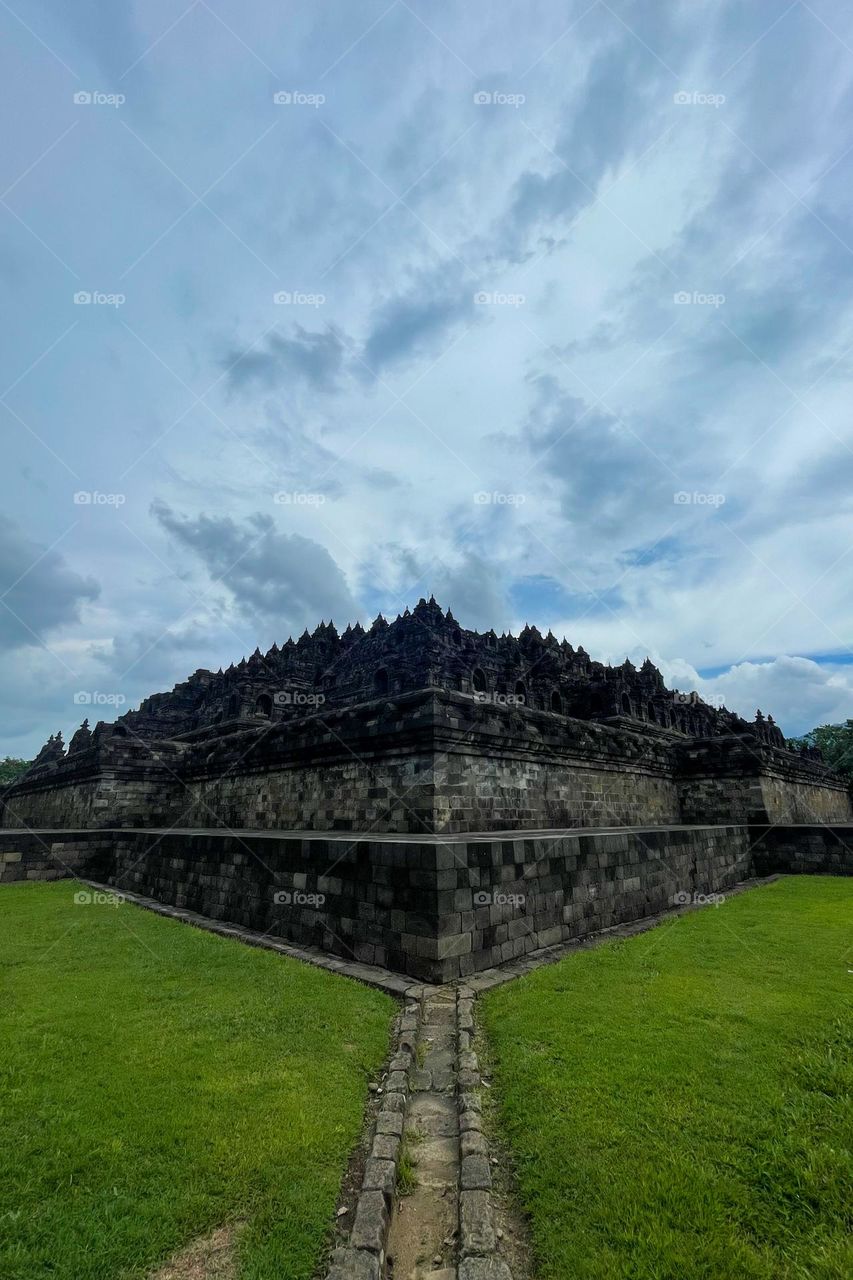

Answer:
[2,598,851,979]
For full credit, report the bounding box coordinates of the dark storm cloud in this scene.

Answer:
[362,275,476,374]
[37,0,143,80]
[151,502,357,630]
[223,327,347,394]
[0,517,99,652]
[499,34,673,263]
[523,376,680,541]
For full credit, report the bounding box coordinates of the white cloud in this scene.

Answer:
[3,0,853,750]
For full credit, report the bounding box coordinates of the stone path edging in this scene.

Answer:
[80,879,414,996]
[461,874,780,993]
[456,987,514,1280]
[81,875,779,1003]
[326,994,427,1280]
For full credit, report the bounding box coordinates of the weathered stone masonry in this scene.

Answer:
[2,601,850,979]
[3,821,849,982]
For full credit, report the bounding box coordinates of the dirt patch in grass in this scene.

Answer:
[150,1224,242,1280]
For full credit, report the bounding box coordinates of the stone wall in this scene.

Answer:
[1,776,102,830]
[750,824,853,876]
[676,737,851,826]
[0,738,182,831]
[4,821,849,979]
[758,773,852,823]
[171,751,436,834]
[101,824,752,979]
[431,749,678,831]
[0,829,114,883]
[427,824,752,978]
[0,822,751,981]
[97,824,753,972]
[4,692,849,838]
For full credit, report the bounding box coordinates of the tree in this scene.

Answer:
[787,720,853,784]
[0,757,32,785]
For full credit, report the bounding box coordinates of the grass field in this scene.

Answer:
[480,876,852,1280]
[0,881,396,1280]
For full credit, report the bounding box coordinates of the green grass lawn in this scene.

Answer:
[0,881,396,1280]
[480,876,852,1280]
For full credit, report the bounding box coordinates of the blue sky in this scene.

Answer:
[2,0,853,754]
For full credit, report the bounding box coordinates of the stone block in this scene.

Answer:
[459,1259,513,1280]
[362,1157,396,1197]
[376,1110,403,1137]
[460,1189,495,1256]
[326,1248,382,1280]
[461,1154,492,1190]
[350,1189,389,1254]
[460,1128,488,1158]
[371,1133,399,1162]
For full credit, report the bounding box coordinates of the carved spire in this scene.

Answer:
[68,719,92,754]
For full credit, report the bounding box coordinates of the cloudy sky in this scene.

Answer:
[2,0,853,756]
